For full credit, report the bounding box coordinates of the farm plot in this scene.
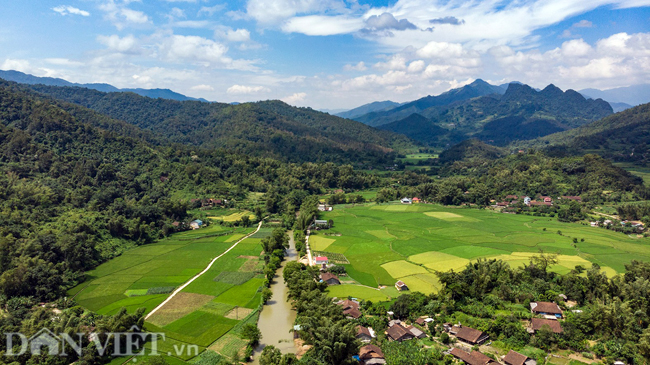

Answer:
[69,225,267,362]
[321,203,650,301]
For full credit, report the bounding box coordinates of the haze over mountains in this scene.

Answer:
[0,70,208,102]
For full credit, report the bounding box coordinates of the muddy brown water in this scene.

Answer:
[251,231,298,363]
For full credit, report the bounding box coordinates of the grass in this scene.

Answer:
[319,202,650,301]
[69,225,268,360]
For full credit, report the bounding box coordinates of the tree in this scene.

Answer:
[241,323,262,345]
[259,345,282,365]
[262,288,273,303]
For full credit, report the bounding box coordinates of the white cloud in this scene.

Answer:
[344,61,367,71]
[198,5,226,17]
[246,0,345,25]
[44,58,84,66]
[407,60,425,73]
[157,34,229,64]
[53,5,90,16]
[227,84,271,94]
[97,34,139,53]
[215,28,251,42]
[572,20,593,27]
[99,0,150,30]
[282,16,364,36]
[282,92,307,104]
[191,84,214,91]
[172,20,211,28]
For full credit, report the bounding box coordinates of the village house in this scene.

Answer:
[386,322,415,342]
[313,219,330,229]
[318,204,333,211]
[450,348,499,365]
[412,197,421,203]
[337,299,361,319]
[523,196,531,205]
[446,324,489,345]
[530,318,563,334]
[405,324,427,339]
[358,344,386,365]
[529,201,552,206]
[356,325,375,343]
[530,301,563,318]
[189,219,203,230]
[320,272,340,285]
[504,350,537,365]
[505,195,518,200]
[314,256,329,266]
[395,280,409,291]
[539,196,552,203]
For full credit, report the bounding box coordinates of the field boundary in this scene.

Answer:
[145,220,265,320]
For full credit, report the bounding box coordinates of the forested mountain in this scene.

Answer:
[376,83,613,147]
[354,79,505,126]
[0,79,383,301]
[0,69,207,101]
[437,139,506,164]
[15,81,415,165]
[335,100,401,119]
[517,103,650,165]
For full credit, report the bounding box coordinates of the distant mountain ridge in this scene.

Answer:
[580,84,650,107]
[354,79,506,127]
[0,69,209,102]
[375,83,613,147]
[335,100,402,120]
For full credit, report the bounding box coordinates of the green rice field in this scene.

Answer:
[320,202,650,301]
[69,224,265,362]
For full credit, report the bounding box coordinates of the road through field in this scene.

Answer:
[144,220,264,320]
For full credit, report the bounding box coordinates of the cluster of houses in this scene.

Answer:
[493,195,582,208]
[171,219,204,230]
[329,296,577,365]
[400,197,422,204]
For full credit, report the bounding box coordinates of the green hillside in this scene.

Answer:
[20,82,415,165]
[516,103,650,165]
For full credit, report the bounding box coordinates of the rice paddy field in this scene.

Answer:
[69,223,268,362]
[320,202,650,301]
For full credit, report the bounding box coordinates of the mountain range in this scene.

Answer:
[14,81,413,165]
[367,82,613,146]
[0,69,208,102]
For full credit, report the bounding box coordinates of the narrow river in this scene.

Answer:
[252,231,298,363]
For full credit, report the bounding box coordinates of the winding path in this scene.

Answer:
[145,220,264,320]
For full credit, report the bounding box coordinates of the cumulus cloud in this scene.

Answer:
[282,92,307,104]
[97,34,139,53]
[365,13,417,31]
[489,32,650,89]
[214,27,251,42]
[344,62,367,71]
[429,16,464,25]
[53,5,90,16]
[227,84,271,94]
[99,0,150,30]
[191,84,214,91]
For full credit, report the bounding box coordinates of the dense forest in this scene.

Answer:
[517,103,650,166]
[0,80,383,302]
[19,82,413,166]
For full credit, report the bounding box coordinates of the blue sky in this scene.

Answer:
[1,0,649,109]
